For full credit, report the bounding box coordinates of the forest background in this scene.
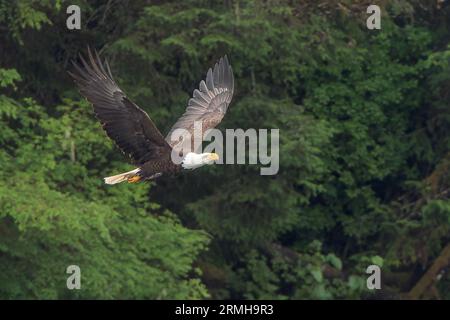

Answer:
[0,0,449,299]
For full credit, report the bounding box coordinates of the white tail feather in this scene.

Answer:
[104,168,140,185]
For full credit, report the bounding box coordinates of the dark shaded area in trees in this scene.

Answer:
[0,0,449,299]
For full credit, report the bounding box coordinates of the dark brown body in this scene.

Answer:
[139,153,182,180]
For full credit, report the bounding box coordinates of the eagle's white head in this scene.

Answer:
[182,152,219,170]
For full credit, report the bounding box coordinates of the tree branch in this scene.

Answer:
[406,243,450,300]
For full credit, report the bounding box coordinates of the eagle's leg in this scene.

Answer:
[127,175,141,183]
[128,172,162,183]
[147,172,162,180]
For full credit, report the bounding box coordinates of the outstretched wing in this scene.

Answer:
[166,56,234,150]
[69,48,171,166]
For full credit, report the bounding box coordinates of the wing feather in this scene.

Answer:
[70,47,170,165]
[166,55,234,149]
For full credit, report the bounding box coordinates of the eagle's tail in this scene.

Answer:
[104,168,141,185]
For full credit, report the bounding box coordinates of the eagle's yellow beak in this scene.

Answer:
[208,153,219,161]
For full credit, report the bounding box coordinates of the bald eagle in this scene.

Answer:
[69,48,234,184]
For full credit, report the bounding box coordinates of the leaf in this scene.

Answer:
[310,269,323,283]
[371,256,384,267]
[326,253,343,270]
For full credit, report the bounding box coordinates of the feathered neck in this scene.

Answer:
[182,152,207,170]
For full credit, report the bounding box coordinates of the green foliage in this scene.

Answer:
[0,20,209,296]
[0,0,58,44]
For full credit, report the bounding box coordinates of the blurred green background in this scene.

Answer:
[0,0,449,299]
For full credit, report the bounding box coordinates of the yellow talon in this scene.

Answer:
[127,175,141,183]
